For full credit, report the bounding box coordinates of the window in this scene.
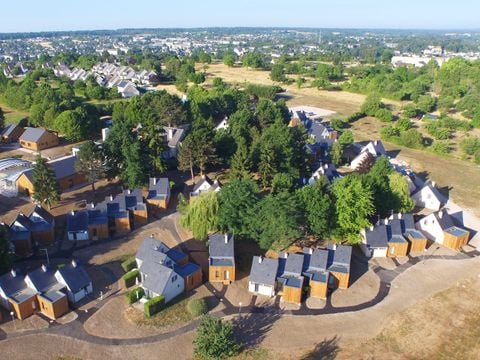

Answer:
[171,275,178,283]
[224,270,230,280]
[254,283,259,292]
[215,271,220,278]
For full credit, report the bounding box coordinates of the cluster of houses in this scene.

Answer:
[0,260,92,320]
[53,62,158,98]
[1,125,59,151]
[1,205,55,257]
[66,177,171,241]
[2,62,29,78]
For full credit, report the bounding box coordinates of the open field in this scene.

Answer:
[0,99,30,125]
[335,275,480,360]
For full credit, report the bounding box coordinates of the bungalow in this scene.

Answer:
[360,224,389,258]
[136,236,202,302]
[326,244,352,289]
[191,175,221,198]
[117,81,140,98]
[416,209,470,251]
[146,177,170,210]
[55,260,93,303]
[19,127,59,151]
[0,269,38,320]
[25,265,69,320]
[4,214,33,256]
[386,217,409,257]
[208,233,235,284]
[302,248,329,299]
[277,252,305,305]
[27,205,55,246]
[248,256,279,297]
[162,126,186,159]
[17,155,87,196]
[66,205,109,241]
[1,124,24,143]
[411,181,445,211]
[402,213,428,253]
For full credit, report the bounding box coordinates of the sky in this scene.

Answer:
[0,0,478,33]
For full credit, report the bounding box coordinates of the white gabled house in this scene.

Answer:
[411,181,445,211]
[54,260,93,303]
[190,175,221,197]
[248,256,279,297]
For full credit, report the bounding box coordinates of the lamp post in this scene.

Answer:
[10,311,16,331]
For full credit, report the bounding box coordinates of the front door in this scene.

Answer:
[224,270,229,280]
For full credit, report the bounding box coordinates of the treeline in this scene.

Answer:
[180,156,414,250]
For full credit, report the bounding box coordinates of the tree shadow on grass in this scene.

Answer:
[232,310,282,349]
[301,336,341,360]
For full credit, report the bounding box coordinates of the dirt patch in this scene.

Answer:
[337,276,480,360]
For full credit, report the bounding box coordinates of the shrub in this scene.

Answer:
[395,118,412,131]
[121,257,137,273]
[187,298,208,317]
[126,287,145,304]
[380,125,400,140]
[375,108,393,122]
[430,141,450,155]
[460,136,480,155]
[194,316,240,360]
[122,269,139,288]
[144,295,165,318]
[399,129,424,149]
[346,111,365,122]
[425,122,450,140]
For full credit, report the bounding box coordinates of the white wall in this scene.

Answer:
[160,272,184,303]
[416,216,445,244]
[67,231,89,241]
[248,281,275,297]
[412,188,441,211]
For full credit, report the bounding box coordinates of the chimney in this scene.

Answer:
[283,252,288,259]
[153,177,157,185]
[41,264,47,272]
[360,228,366,236]
[258,256,263,264]
[369,225,374,231]
[127,189,132,195]
[324,164,328,170]
[384,218,389,225]
[109,195,114,201]
[214,180,218,185]
[374,140,378,145]
[224,234,229,244]
[398,213,402,219]
[71,259,77,268]
[438,211,443,219]
[71,210,75,216]
[10,269,16,277]
[431,181,436,188]
[90,202,95,209]
[308,248,313,255]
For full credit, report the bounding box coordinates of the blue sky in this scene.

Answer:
[1,0,478,32]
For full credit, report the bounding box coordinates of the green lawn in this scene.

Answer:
[132,294,196,328]
[0,99,30,125]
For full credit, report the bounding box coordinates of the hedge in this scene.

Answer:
[122,270,139,288]
[126,287,145,304]
[187,298,208,317]
[121,257,137,273]
[144,295,165,318]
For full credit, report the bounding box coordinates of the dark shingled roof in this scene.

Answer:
[56,261,92,293]
[388,219,408,244]
[136,236,171,265]
[27,266,59,292]
[67,211,88,232]
[0,270,27,297]
[140,261,175,296]
[174,263,201,278]
[250,256,279,286]
[208,233,234,260]
[1,124,21,137]
[365,225,389,248]
[303,249,330,283]
[147,177,169,200]
[402,214,415,231]
[22,155,78,182]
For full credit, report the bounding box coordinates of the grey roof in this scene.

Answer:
[19,127,49,142]
[402,214,415,231]
[27,266,59,292]
[328,245,352,274]
[136,236,171,265]
[39,290,66,303]
[22,155,78,182]
[435,210,455,230]
[307,249,329,271]
[192,175,221,194]
[249,257,279,286]
[147,177,169,200]
[365,225,389,248]
[165,127,185,148]
[208,233,234,260]
[303,249,330,283]
[27,205,55,232]
[56,262,92,293]
[141,262,175,297]
[388,219,407,244]
[0,270,27,297]
[1,124,21,137]
[67,211,88,232]
[282,253,304,276]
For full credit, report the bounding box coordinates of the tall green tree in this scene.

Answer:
[229,138,251,180]
[332,175,374,243]
[75,141,105,195]
[296,180,336,238]
[180,192,219,240]
[388,172,415,213]
[193,316,240,360]
[331,142,343,166]
[247,192,301,250]
[32,155,60,209]
[217,179,259,235]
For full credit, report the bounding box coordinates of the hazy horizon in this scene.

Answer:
[1,0,478,33]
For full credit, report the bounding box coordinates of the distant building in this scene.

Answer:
[19,127,59,151]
